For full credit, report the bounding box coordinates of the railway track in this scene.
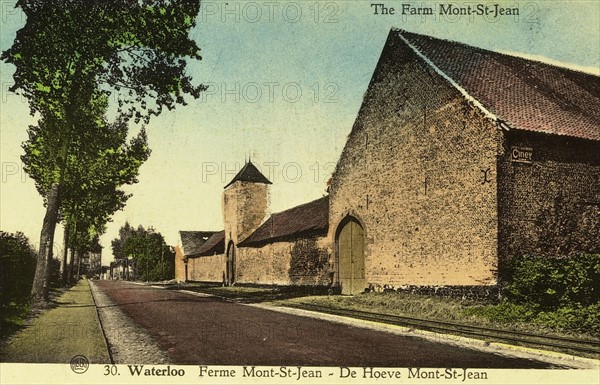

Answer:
[177,285,600,357]
[285,302,600,356]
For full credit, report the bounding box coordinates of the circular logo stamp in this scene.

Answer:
[70,355,90,374]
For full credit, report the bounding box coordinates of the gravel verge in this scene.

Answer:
[88,280,172,364]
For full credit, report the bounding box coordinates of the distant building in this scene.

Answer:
[109,259,132,280]
[176,29,600,295]
[175,162,330,286]
[88,251,102,277]
[101,265,110,280]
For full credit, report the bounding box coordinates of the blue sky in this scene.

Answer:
[1,1,599,260]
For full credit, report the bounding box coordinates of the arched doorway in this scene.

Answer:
[225,241,235,286]
[336,216,366,295]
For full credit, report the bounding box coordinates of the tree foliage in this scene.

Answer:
[506,254,600,310]
[23,97,151,224]
[3,0,204,124]
[111,221,136,263]
[2,0,203,303]
[0,232,37,307]
[112,223,174,281]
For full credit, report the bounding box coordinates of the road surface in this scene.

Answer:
[94,280,555,367]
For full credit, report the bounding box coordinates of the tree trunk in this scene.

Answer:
[30,98,75,305]
[76,249,81,281]
[61,223,70,285]
[67,222,77,284]
[31,182,60,306]
[67,245,75,284]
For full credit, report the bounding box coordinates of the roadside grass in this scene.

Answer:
[180,283,599,342]
[1,286,66,341]
[282,293,595,338]
[0,303,30,340]
[0,280,110,363]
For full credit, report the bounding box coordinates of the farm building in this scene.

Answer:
[175,29,600,295]
[175,162,330,287]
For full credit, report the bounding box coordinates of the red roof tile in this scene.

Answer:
[179,231,219,256]
[240,196,329,246]
[396,30,600,141]
[188,230,225,258]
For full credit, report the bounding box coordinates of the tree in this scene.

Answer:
[22,94,151,285]
[111,221,135,263]
[2,0,204,304]
[111,222,141,280]
[112,224,174,281]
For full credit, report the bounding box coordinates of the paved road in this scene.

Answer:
[94,280,554,367]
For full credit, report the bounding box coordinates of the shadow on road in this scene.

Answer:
[95,296,221,308]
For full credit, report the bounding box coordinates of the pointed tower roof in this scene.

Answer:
[224,161,272,189]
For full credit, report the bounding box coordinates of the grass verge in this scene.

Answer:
[0,303,31,341]
[0,279,110,363]
[1,287,68,341]
[279,293,599,341]
[178,283,599,343]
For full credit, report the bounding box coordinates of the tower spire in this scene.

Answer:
[224,159,272,189]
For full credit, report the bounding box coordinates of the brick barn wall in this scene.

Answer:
[498,131,600,274]
[328,33,500,287]
[187,253,227,283]
[236,236,330,286]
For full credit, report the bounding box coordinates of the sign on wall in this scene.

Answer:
[511,146,533,163]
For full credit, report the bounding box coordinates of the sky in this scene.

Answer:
[1,1,599,264]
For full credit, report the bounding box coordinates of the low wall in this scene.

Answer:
[236,237,331,286]
[188,253,226,283]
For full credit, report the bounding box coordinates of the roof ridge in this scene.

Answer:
[395,28,600,77]
[395,29,499,124]
[239,195,329,246]
[187,230,225,258]
[391,28,600,141]
[268,195,329,218]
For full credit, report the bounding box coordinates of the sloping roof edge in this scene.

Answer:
[224,161,272,189]
[239,196,329,247]
[393,28,500,124]
[393,28,600,141]
[187,230,225,258]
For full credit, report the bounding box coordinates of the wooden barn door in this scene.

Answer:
[337,218,365,295]
[226,242,235,286]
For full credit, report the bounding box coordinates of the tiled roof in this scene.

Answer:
[395,29,600,141]
[239,196,329,246]
[179,231,219,256]
[224,161,272,189]
[187,230,225,258]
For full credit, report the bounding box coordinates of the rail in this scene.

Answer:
[285,302,600,356]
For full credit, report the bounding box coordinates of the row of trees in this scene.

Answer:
[111,222,175,282]
[0,230,101,301]
[2,0,204,306]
